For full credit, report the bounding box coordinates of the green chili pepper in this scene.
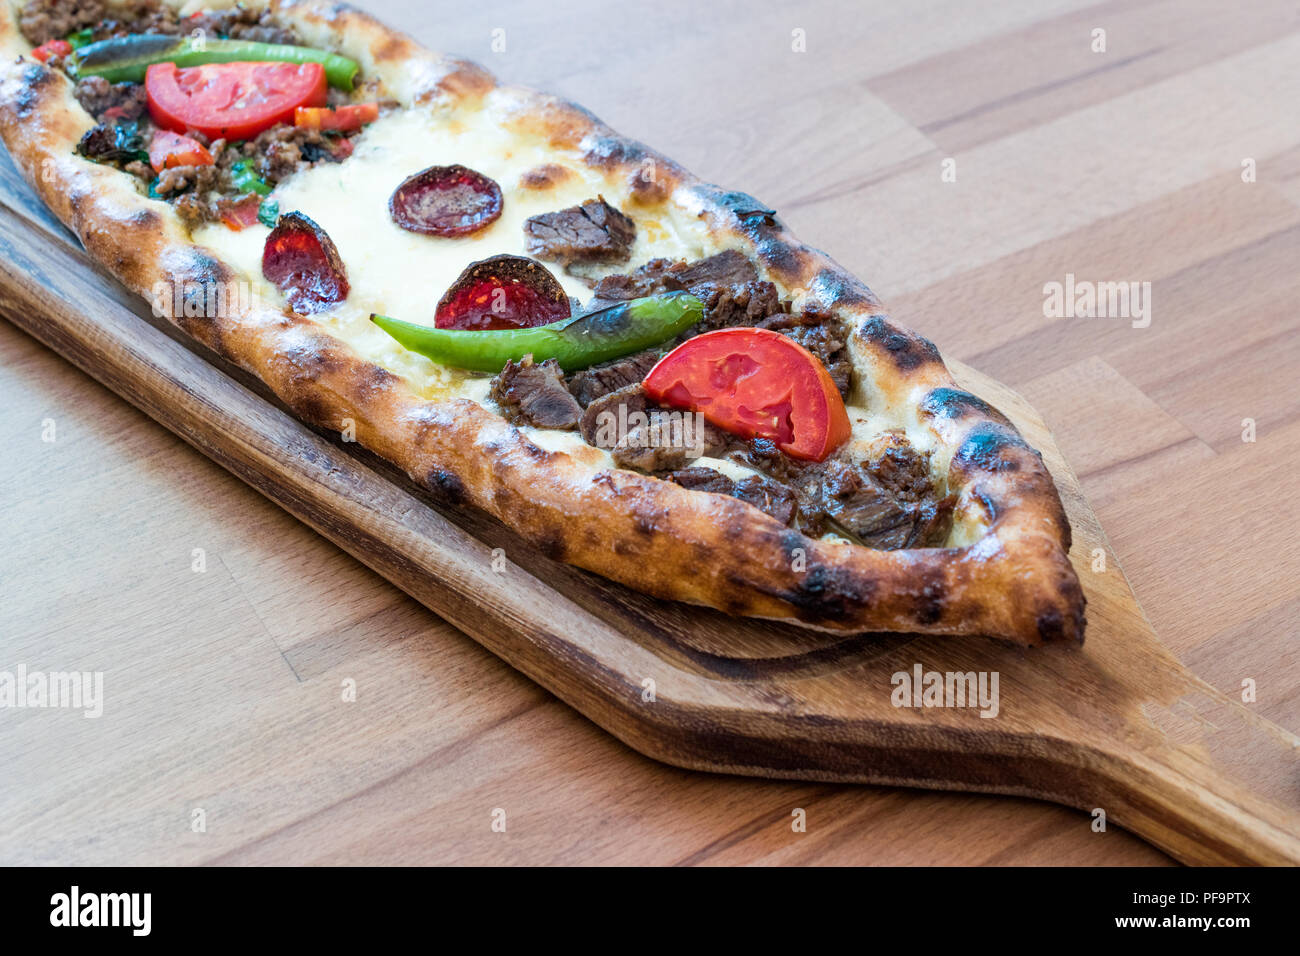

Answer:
[230,158,272,197]
[257,198,280,228]
[68,34,359,90]
[371,292,703,373]
[65,28,94,51]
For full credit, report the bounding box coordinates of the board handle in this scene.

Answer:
[1086,677,1300,865]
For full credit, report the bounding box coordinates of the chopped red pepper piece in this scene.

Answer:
[32,39,72,63]
[220,195,263,231]
[147,129,213,173]
[294,102,379,132]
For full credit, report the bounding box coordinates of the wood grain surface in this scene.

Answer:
[2,0,1297,865]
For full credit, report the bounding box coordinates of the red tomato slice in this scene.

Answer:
[643,327,851,462]
[147,129,213,172]
[294,102,379,132]
[32,39,72,62]
[145,61,327,141]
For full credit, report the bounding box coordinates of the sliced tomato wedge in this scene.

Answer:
[147,129,213,172]
[220,195,263,231]
[32,39,72,63]
[643,327,851,462]
[294,102,379,132]
[145,61,327,141]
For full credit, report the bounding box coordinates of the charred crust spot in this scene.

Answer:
[371,36,407,63]
[534,528,566,560]
[781,564,876,622]
[779,531,806,561]
[357,363,400,398]
[14,64,55,116]
[809,268,878,309]
[128,208,161,229]
[181,249,236,286]
[951,423,1029,475]
[22,63,53,87]
[628,164,670,203]
[721,572,755,613]
[716,190,777,222]
[518,163,573,190]
[1056,501,1073,551]
[858,316,942,371]
[921,387,1010,425]
[632,513,656,536]
[912,567,947,625]
[291,394,331,428]
[583,136,645,171]
[424,468,466,506]
[284,340,347,381]
[1036,609,1065,643]
[438,61,495,100]
[516,437,551,462]
[754,238,804,280]
[713,190,780,236]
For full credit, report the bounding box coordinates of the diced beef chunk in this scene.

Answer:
[675,248,763,292]
[582,384,729,469]
[76,121,146,163]
[813,460,918,549]
[490,356,583,430]
[732,475,798,525]
[782,442,951,549]
[699,280,787,331]
[87,0,181,41]
[187,6,300,44]
[590,249,760,306]
[868,438,935,503]
[665,467,798,525]
[250,124,342,183]
[122,158,152,182]
[610,413,692,472]
[74,76,148,122]
[566,348,662,407]
[19,0,104,45]
[524,197,636,266]
[664,466,736,496]
[587,263,677,304]
[608,402,718,472]
[580,383,648,446]
[153,162,221,198]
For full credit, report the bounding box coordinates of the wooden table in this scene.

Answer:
[2,0,1296,865]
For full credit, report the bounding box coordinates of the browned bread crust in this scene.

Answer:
[0,0,1084,645]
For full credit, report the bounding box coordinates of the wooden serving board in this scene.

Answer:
[0,151,1296,867]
